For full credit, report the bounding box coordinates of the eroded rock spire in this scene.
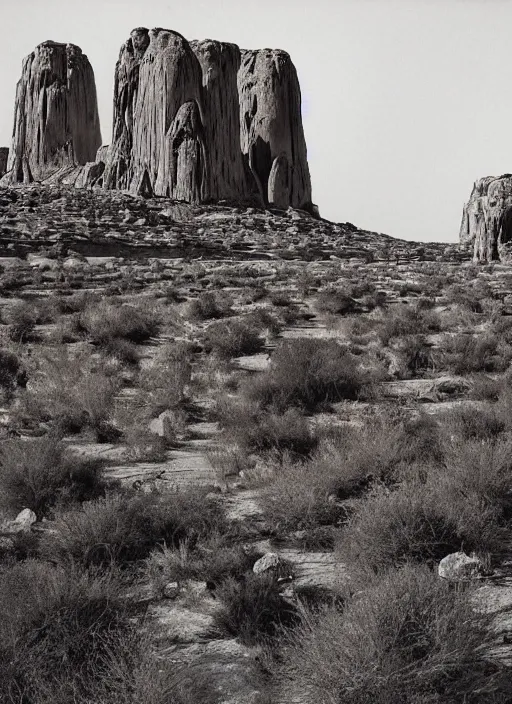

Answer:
[5,41,101,184]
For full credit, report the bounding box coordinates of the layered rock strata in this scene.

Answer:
[460,175,512,262]
[4,41,101,184]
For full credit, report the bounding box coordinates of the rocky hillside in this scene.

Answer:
[0,184,464,264]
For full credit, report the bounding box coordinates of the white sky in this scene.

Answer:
[1,0,511,242]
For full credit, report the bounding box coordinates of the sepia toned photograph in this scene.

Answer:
[0,0,512,701]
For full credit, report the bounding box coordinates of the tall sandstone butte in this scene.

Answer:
[5,41,101,184]
[104,27,313,208]
[238,49,312,210]
[460,175,512,262]
[4,29,313,210]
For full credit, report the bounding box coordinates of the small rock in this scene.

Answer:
[438,552,484,581]
[163,581,180,599]
[253,552,280,574]
[13,508,37,531]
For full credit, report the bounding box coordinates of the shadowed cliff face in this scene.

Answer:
[460,175,512,262]
[190,39,248,202]
[238,49,312,210]
[6,41,101,184]
[103,28,150,191]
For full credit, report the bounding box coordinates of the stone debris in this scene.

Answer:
[438,551,485,581]
[252,552,281,574]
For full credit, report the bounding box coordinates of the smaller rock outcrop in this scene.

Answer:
[460,175,512,262]
[253,552,280,574]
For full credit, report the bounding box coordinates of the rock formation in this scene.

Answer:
[4,41,101,184]
[104,28,312,208]
[0,148,8,177]
[238,49,312,210]
[3,29,314,211]
[460,175,512,262]
[132,29,205,200]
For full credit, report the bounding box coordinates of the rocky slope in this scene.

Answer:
[0,184,464,263]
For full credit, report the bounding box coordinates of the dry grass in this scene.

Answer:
[275,564,501,704]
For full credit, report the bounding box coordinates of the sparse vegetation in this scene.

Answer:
[1,187,510,702]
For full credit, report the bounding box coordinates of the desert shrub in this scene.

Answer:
[470,373,504,401]
[396,334,436,377]
[214,573,298,645]
[187,291,232,320]
[7,302,38,342]
[337,484,468,575]
[103,337,141,365]
[16,349,120,437]
[42,489,227,568]
[0,349,27,398]
[78,301,161,344]
[203,319,264,358]
[243,338,364,412]
[315,288,361,315]
[260,415,444,539]
[442,404,506,441]
[337,438,512,576]
[441,332,512,374]
[217,400,317,458]
[52,291,100,314]
[260,455,349,539]
[0,435,108,518]
[269,290,294,307]
[377,304,441,346]
[146,533,255,593]
[139,343,191,415]
[245,308,283,336]
[445,283,485,312]
[275,564,498,704]
[0,560,131,704]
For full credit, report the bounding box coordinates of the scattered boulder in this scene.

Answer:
[438,551,485,581]
[1,508,37,535]
[253,551,280,574]
[163,581,180,599]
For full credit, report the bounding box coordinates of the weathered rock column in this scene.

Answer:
[238,49,312,210]
[190,39,247,202]
[103,28,150,190]
[6,41,101,183]
[130,28,205,200]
